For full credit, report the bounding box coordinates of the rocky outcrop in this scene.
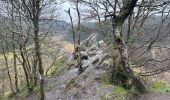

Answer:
[44,33,118,100]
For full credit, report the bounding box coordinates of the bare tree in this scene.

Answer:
[68,0,83,74]
[75,0,83,73]
[1,39,14,93]
[65,8,76,49]
[10,0,19,93]
[3,0,45,99]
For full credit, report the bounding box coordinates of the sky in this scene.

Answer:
[0,0,164,23]
[57,2,76,22]
[58,0,143,22]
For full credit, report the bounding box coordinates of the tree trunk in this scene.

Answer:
[2,41,14,93]
[66,8,76,49]
[2,66,5,95]
[13,45,19,93]
[112,25,147,93]
[34,32,45,100]
[11,0,19,93]
[33,55,38,86]
[20,47,31,93]
[107,0,147,93]
[33,0,45,99]
[76,0,83,74]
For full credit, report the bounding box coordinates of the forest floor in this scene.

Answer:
[21,72,170,100]
[18,70,170,100]
[20,62,170,99]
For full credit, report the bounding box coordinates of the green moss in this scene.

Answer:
[0,95,3,100]
[152,81,167,89]
[100,85,115,100]
[114,86,128,100]
[101,84,129,100]
[102,73,111,85]
[101,86,129,100]
[48,57,65,76]
[33,85,40,93]
[152,81,170,93]
[18,90,29,97]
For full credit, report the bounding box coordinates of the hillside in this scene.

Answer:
[1,1,170,100]
[8,34,170,100]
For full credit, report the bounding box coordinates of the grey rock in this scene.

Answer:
[44,33,114,100]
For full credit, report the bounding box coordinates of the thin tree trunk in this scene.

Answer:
[33,55,38,86]
[11,0,19,93]
[2,41,14,93]
[23,46,34,91]
[13,42,19,93]
[13,52,19,93]
[2,67,5,95]
[20,47,31,92]
[33,0,45,99]
[66,8,76,49]
[76,0,83,73]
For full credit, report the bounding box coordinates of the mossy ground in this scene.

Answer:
[47,57,65,77]
[114,86,128,100]
[47,56,77,77]
[151,81,170,93]
[2,84,41,100]
[101,71,135,100]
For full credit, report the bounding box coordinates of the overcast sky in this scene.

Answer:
[57,0,143,22]
[57,2,76,22]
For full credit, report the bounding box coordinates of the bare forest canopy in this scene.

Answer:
[0,0,170,100]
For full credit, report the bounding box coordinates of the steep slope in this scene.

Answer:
[22,33,170,100]
[44,33,115,100]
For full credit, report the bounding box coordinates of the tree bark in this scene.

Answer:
[32,55,38,86]
[11,0,19,93]
[66,8,76,49]
[32,0,45,99]
[13,39,19,93]
[20,46,32,93]
[76,0,83,74]
[108,0,147,93]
